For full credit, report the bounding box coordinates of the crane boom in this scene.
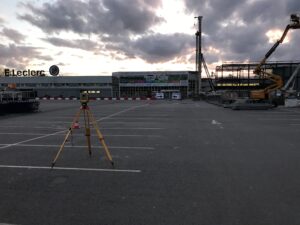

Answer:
[251,14,300,100]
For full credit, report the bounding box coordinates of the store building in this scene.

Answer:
[112,71,198,98]
[0,71,204,99]
[0,76,112,98]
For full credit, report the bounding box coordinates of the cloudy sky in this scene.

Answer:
[0,0,299,76]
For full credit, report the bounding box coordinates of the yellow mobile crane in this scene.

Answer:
[250,14,300,101]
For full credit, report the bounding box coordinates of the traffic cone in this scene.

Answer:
[72,121,80,129]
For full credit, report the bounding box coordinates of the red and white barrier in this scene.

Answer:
[36,97,154,101]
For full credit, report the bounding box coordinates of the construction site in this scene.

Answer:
[0,13,300,225]
[193,14,300,109]
[1,15,300,111]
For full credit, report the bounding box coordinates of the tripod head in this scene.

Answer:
[80,92,89,107]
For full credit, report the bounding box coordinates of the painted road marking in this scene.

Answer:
[0,165,141,173]
[280,109,300,114]
[96,103,149,122]
[0,144,155,150]
[257,118,300,121]
[0,125,65,129]
[104,117,172,120]
[0,130,66,150]
[0,223,18,225]
[0,132,163,138]
[211,120,224,129]
[0,104,149,150]
[0,120,162,125]
[101,127,164,130]
[0,126,164,130]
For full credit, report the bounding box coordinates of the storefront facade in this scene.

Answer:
[112,71,197,98]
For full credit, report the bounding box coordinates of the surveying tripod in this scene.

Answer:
[51,93,114,168]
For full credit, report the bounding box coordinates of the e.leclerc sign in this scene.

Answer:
[4,65,60,77]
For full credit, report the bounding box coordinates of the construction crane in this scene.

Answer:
[250,14,300,101]
[201,54,215,92]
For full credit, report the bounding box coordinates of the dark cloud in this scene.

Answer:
[201,23,269,62]
[57,62,68,66]
[286,0,300,14]
[19,0,163,35]
[19,0,196,63]
[42,37,101,51]
[0,44,52,69]
[184,0,300,64]
[18,0,198,64]
[18,0,299,66]
[143,0,162,8]
[185,0,247,34]
[18,0,190,63]
[1,28,26,44]
[132,33,194,63]
[104,33,194,63]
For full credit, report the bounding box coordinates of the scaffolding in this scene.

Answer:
[215,61,300,91]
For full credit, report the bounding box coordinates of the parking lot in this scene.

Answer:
[1,100,300,225]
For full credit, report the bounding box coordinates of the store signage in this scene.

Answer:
[120,82,188,87]
[4,65,60,77]
[4,69,46,77]
[49,65,59,76]
[120,74,188,85]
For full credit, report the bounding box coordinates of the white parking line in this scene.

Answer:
[211,119,224,129]
[0,132,163,138]
[257,118,300,121]
[0,130,65,150]
[0,103,149,150]
[0,120,164,124]
[105,117,171,120]
[102,127,164,130]
[0,223,18,225]
[0,125,65,129]
[0,144,155,150]
[96,104,149,122]
[0,132,57,135]
[0,126,164,130]
[280,109,300,114]
[0,165,141,173]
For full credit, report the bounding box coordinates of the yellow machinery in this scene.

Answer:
[250,14,300,100]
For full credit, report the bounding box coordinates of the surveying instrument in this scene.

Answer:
[51,92,114,168]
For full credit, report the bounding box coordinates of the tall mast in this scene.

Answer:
[195,16,202,94]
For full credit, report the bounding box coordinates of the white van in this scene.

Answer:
[171,92,181,100]
[155,92,164,99]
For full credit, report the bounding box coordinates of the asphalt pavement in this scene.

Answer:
[0,100,300,225]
